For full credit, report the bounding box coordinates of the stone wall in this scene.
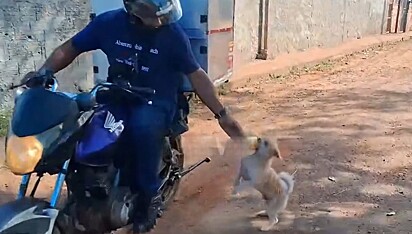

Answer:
[0,0,93,109]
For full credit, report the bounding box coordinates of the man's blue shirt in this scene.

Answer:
[72,8,200,105]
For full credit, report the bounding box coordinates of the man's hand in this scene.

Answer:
[188,69,246,139]
[20,68,55,88]
[218,113,245,139]
[21,71,39,84]
[20,71,47,88]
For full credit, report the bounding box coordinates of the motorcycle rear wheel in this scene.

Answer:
[52,226,62,234]
[161,135,184,209]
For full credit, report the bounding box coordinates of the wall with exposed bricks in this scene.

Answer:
[0,0,94,109]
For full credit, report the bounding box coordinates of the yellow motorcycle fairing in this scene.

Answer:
[5,134,44,175]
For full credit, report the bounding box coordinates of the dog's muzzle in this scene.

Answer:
[246,136,260,151]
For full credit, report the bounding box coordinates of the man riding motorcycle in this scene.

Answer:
[23,0,246,233]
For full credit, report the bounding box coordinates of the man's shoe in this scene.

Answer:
[148,194,163,220]
[132,194,163,233]
[132,214,156,233]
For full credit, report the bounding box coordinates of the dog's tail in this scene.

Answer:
[278,172,295,194]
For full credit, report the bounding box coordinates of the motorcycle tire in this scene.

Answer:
[52,226,62,234]
[161,135,184,209]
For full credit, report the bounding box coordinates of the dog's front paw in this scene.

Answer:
[231,186,241,195]
[230,191,241,200]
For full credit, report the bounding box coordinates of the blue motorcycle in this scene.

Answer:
[0,71,210,233]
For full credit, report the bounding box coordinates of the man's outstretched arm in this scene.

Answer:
[188,69,224,116]
[38,39,81,74]
[38,13,104,75]
[174,27,246,139]
[188,68,246,139]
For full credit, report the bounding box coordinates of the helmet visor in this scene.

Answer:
[125,0,182,25]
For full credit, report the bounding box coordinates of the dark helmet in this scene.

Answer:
[123,0,183,26]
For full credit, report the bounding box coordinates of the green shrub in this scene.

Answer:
[0,111,11,137]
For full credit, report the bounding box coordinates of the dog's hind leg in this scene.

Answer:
[260,199,281,232]
[260,210,279,232]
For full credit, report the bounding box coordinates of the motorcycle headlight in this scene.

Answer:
[5,135,43,175]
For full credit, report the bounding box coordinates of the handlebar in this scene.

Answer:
[76,82,156,111]
[8,73,57,91]
[89,82,156,96]
[8,74,156,111]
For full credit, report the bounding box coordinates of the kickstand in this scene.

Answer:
[179,157,211,178]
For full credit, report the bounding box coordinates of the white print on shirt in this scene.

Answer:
[114,40,145,52]
[115,40,133,49]
[114,40,159,56]
[113,39,160,73]
[115,58,150,73]
[150,48,158,54]
[115,58,133,66]
[135,44,143,50]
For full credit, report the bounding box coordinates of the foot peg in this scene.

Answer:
[179,157,211,178]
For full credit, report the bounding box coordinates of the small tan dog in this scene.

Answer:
[232,137,296,232]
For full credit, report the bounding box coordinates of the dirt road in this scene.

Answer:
[2,39,412,234]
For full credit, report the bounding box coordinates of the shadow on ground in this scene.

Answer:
[186,70,412,233]
[0,191,15,204]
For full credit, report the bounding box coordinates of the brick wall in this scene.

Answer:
[0,0,93,109]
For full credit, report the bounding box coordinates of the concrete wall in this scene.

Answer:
[234,0,388,66]
[0,0,93,109]
[0,0,392,109]
[233,0,260,68]
[408,2,412,32]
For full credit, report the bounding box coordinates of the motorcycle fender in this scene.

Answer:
[0,197,59,234]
